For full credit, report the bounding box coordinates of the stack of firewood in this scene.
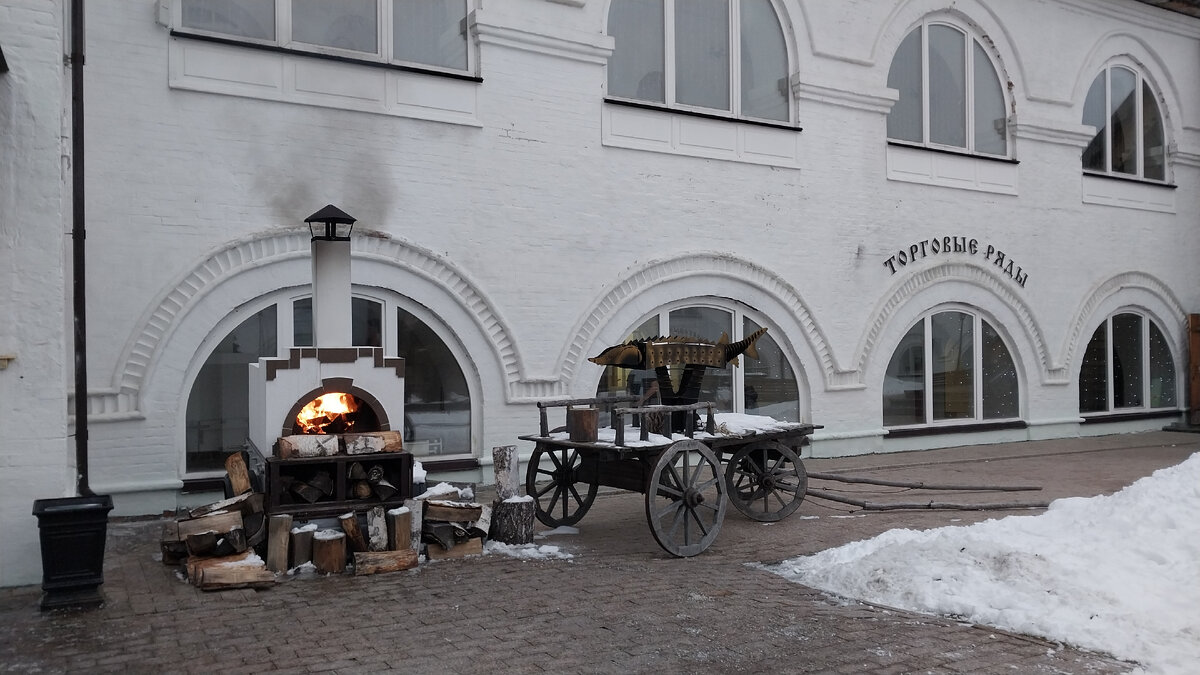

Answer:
[160,453,275,590]
[420,493,491,559]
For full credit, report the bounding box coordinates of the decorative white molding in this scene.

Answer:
[88,231,547,420]
[1081,174,1176,213]
[1174,148,1200,168]
[886,144,1020,196]
[473,9,613,65]
[792,79,898,115]
[558,252,856,392]
[1011,116,1096,148]
[545,0,586,6]
[1061,270,1187,373]
[855,262,1066,385]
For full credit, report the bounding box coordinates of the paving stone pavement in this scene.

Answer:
[1,431,1196,674]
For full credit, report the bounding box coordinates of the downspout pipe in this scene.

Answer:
[71,0,92,497]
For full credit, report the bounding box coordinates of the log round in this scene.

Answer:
[313,531,346,574]
[489,498,536,545]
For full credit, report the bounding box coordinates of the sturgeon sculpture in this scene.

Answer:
[589,327,769,432]
[588,327,768,370]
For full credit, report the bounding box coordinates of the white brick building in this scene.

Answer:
[1,0,1198,586]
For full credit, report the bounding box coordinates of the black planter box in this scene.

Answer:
[31,495,113,610]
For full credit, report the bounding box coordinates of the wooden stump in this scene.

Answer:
[403,499,423,553]
[290,525,316,568]
[490,497,536,544]
[387,507,411,551]
[567,407,599,442]
[339,512,368,553]
[366,507,388,552]
[266,514,293,572]
[313,530,346,573]
[492,445,521,501]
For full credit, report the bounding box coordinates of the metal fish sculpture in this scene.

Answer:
[588,327,768,370]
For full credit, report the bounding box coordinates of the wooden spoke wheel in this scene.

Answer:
[526,444,598,527]
[645,439,727,557]
[724,441,807,522]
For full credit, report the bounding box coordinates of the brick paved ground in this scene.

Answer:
[1,431,1195,674]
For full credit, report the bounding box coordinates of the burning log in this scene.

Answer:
[339,512,368,553]
[266,514,293,572]
[312,530,346,574]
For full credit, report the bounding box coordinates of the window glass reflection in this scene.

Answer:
[743,317,799,421]
[1111,313,1143,408]
[981,320,1018,418]
[397,308,471,457]
[931,311,973,420]
[1149,321,1176,407]
[883,322,925,426]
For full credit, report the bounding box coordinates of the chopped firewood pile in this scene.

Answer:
[160,445,535,590]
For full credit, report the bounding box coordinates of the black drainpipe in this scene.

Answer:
[71,0,91,497]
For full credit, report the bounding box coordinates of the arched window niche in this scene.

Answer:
[1078,311,1177,414]
[593,300,805,422]
[882,309,1020,428]
[606,0,791,123]
[184,289,473,473]
[886,18,1009,157]
[1082,63,1167,182]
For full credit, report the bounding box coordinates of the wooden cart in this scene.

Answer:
[519,397,819,557]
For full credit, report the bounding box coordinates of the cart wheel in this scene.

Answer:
[645,439,727,557]
[725,441,807,522]
[525,444,598,527]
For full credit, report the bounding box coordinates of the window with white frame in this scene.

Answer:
[177,0,472,74]
[594,302,803,422]
[1078,312,1176,414]
[886,20,1008,157]
[883,310,1019,427]
[606,0,791,123]
[1081,65,1166,182]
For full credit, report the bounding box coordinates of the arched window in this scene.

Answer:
[886,20,1008,156]
[595,301,803,421]
[1079,312,1176,413]
[1082,65,1166,182]
[883,310,1019,427]
[185,291,473,472]
[607,0,790,122]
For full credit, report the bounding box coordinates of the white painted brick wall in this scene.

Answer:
[2,0,1199,586]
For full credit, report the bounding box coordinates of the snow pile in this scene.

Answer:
[536,526,579,538]
[484,541,573,560]
[771,453,1200,674]
[549,411,805,447]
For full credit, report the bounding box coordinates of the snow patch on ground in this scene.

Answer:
[770,453,1200,675]
[484,541,573,560]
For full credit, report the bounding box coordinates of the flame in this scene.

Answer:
[296,393,359,434]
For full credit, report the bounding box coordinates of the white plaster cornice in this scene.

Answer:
[1173,147,1200,168]
[472,8,613,65]
[792,78,899,115]
[1011,116,1097,149]
[545,0,585,6]
[1057,0,1200,40]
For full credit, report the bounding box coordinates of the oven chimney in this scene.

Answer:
[305,205,356,348]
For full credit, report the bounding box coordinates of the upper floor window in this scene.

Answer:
[1082,65,1166,182]
[883,310,1019,427]
[1079,312,1176,414]
[178,0,472,74]
[886,21,1008,157]
[606,0,790,123]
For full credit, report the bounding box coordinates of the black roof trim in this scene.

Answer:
[0,43,8,74]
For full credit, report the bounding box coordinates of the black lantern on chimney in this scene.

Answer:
[305,204,356,241]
